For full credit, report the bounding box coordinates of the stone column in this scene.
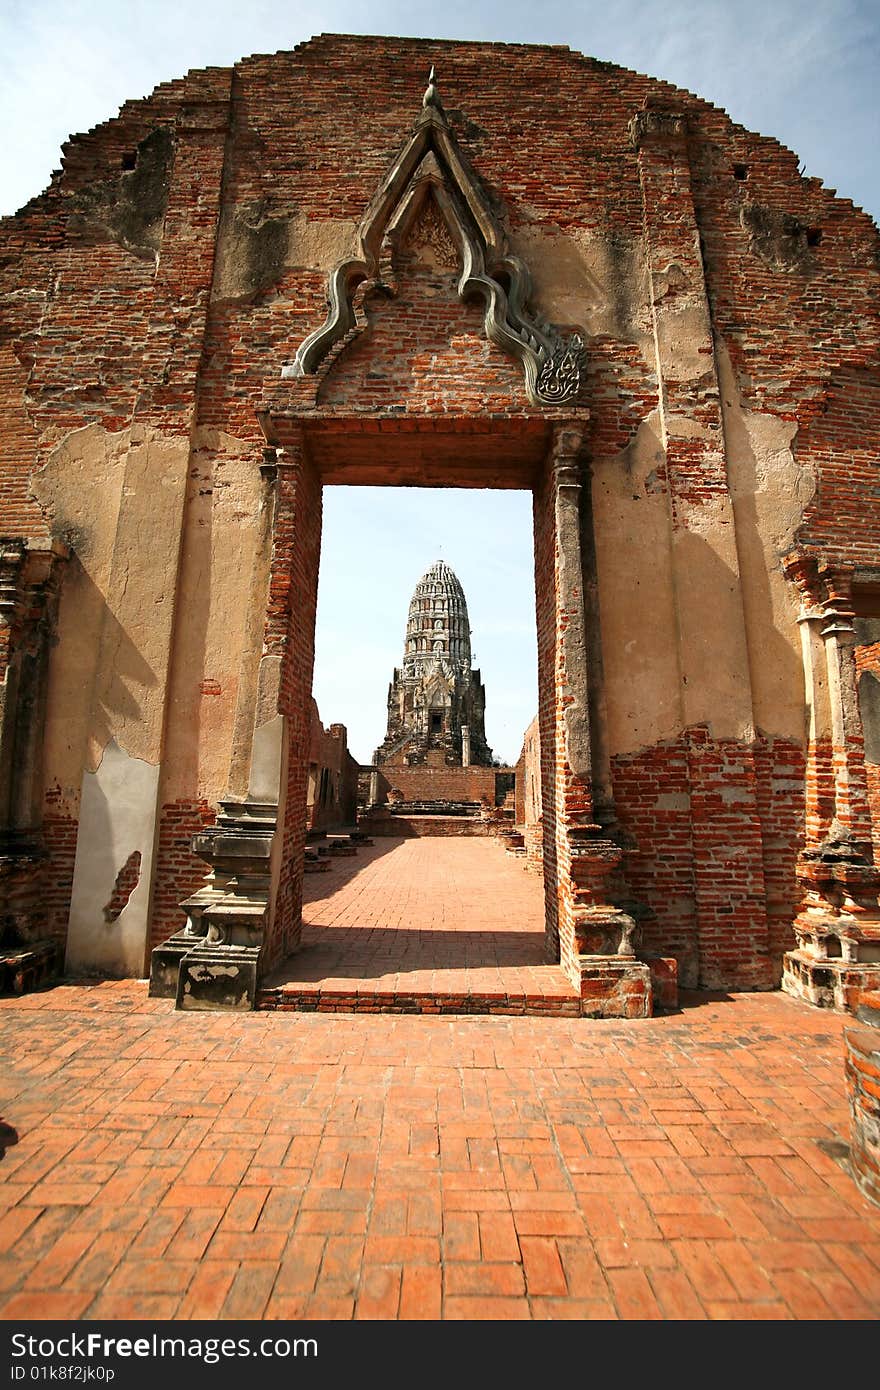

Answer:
[461,724,471,768]
[549,425,651,1017]
[783,552,834,845]
[821,565,873,838]
[782,553,880,1010]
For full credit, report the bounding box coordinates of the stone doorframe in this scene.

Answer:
[150,410,653,1016]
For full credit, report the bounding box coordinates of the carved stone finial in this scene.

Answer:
[423,66,442,111]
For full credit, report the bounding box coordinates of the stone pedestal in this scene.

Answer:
[782,828,880,1012]
[149,799,275,1010]
[568,819,652,1018]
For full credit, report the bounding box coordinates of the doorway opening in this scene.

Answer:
[264,482,564,1007]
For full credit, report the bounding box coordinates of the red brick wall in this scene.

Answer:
[611,737,699,987]
[43,791,77,947]
[149,798,215,952]
[612,732,802,989]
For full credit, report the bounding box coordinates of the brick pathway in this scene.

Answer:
[1,981,879,1319]
[261,838,578,1013]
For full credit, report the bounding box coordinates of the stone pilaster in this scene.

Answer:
[550,425,652,1016]
[782,553,880,1011]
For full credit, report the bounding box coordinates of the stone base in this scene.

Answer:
[175,946,262,1012]
[0,939,61,994]
[577,957,653,1019]
[781,950,880,1014]
[148,932,199,999]
[844,1027,880,1207]
[644,955,679,1012]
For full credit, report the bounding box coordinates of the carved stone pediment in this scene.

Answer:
[282,71,585,407]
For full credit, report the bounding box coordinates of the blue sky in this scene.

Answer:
[2,1,877,763]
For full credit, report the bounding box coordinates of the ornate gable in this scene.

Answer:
[282,71,584,407]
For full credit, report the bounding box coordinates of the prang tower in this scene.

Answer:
[374,561,492,768]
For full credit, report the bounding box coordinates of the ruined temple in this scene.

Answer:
[374,560,492,770]
[1,34,880,1016]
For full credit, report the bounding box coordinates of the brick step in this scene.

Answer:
[257,982,582,1016]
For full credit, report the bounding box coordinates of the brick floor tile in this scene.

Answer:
[85,1294,182,1320]
[649,1268,707,1319]
[21,1182,101,1207]
[355,1265,401,1319]
[595,1237,678,1270]
[364,1235,439,1266]
[0,1291,90,1319]
[0,1206,43,1254]
[399,1265,442,1319]
[531,1296,618,1319]
[807,1267,877,1319]
[705,1300,792,1319]
[219,1186,269,1233]
[161,1183,236,1209]
[218,1260,277,1318]
[443,1211,480,1261]
[520,1237,567,1296]
[444,1262,525,1297]
[103,1259,193,1295]
[208,1230,287,1262]
[478,1211,519,1262]
[672,1241,739,1302]
[407,1192,442,1236]
[22,1232,94,1289]
[443,1296,531,1320]
[177,1261,239,1319]
[711,1241,777,1302]
[316,1237,363,1295]
[296,1209,367,1236]
[608,1267,663,1319]
[656,1213,736,1240]
[274,1236,325,1295]
[771,1267,840,1319]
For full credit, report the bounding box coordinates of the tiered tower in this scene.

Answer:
[374,561,492,767]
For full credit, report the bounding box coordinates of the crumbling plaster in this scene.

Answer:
[212,210,359,301]
[160,427,267,805]
[65,737,159,976]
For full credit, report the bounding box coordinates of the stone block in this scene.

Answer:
[175,946,262,1011]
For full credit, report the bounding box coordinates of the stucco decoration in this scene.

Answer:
[282,70,585,407]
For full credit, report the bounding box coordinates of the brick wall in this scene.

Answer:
[370,764,505,806]
[149,797,215,952]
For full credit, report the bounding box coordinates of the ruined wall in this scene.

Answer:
[369,764,504,806]
[1,34,878,982]
[307,706,360,832]
[517,715,543,870]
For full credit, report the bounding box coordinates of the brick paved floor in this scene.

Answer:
[2,981,879,1319]
[261,838,577,1012]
